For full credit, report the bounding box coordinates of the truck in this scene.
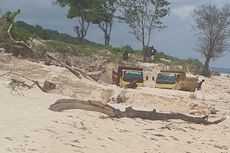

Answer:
[155,70,198,92]
[112,66,144,88]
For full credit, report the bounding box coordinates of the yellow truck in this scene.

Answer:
[155,70,198,92]
[112,66,144,88]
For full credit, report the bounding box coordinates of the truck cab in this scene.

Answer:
[112,66,144,88]
[155,70,198,92]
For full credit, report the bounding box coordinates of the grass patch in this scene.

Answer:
[45,40,105,56]
[155,52,203,68]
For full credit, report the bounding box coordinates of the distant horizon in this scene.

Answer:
[210,67,230,74]
[211,67,230,69]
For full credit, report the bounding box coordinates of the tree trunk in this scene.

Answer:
[202,55,211,76]
[49,99,226,125]
[77,15,89,42]
[100,21,112,47]
[105,34,110,47]
[143,44,147,62]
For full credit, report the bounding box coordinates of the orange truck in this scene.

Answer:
[112,66,144,88]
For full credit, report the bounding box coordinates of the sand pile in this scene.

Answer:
[121,89,209,115]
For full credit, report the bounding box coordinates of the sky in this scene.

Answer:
[0,0,230,68]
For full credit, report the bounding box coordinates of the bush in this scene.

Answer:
[111,45,134,53]
[11,25,35,41]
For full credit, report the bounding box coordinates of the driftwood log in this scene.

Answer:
[49,99,226,125]
[46,54,82,79]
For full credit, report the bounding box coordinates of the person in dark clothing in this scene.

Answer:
[122,50,128,61]
[150,46,157,60]
[196,79,205,90]
[42,30,48,40]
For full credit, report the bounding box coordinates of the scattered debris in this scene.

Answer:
[0,47,5,52]
[208,107,218,114]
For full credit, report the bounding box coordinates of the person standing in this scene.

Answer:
[123,50,128,61]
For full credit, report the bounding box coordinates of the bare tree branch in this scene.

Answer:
[193,4,230,76]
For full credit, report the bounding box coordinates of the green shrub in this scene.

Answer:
[45,40,104,55]
[111,45,134,53]
[11,25,35,41]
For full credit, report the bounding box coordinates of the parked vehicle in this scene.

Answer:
[112,66,144,88]
[155,70,198,92]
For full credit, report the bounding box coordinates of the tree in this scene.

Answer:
[0,9,20,42]
[118,0,170,61]
[193,4,230,76]
[5,9,21,24]
[55,0,92,41]
[90,0,117,47]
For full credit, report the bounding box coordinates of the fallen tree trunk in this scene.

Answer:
[49,99,226,125]
[86,70,104,77]
[46,53,101,81]
[46,54,81,79]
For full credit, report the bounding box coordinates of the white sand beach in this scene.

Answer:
[0,53,230,153]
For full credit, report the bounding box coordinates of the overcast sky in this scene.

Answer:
[0,0,230,68]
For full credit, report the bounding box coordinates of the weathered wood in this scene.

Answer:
[86,71,104,77]
[46,55,99,81]
[49,99,226,125]
[46,54,82,79]
[43,80,56,92]
[108,89,126,103]
[7,24,32,48]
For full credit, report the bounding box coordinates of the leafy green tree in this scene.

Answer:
[90,0,117,47]
[5,9,20,24]
[0,16,9,42]
[0,9,20,42]
[193,4,230,76]
[118,0,170,61]
[55,0,92,41]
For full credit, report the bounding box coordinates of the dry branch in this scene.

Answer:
[7,24,39,58]
[0,71,11,77]
[10,79,36,89]
[49,99,226,125]
[2,71,47,93]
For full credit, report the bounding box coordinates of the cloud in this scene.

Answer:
[172,5,195,19]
